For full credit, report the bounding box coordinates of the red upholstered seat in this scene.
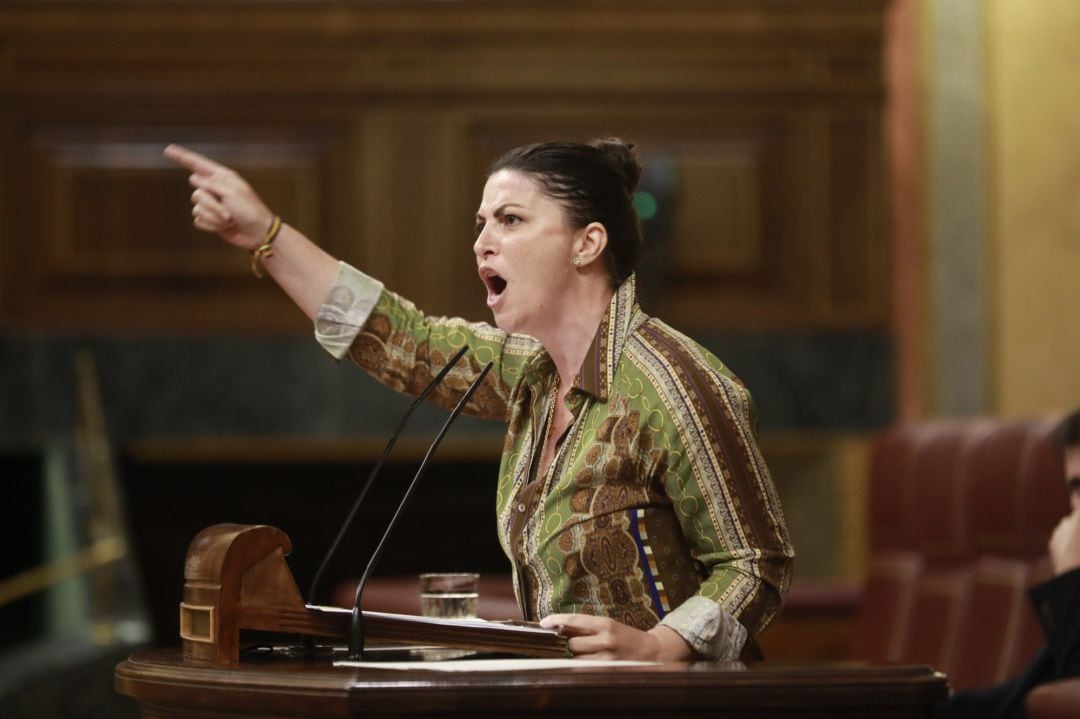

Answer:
[948,557,1034,691]
[866,425,924,550]
[850,426,926,664]
[1020,419,1068,557]
[900,566,971,675]
[910,422,972,563]
[849,550,922,663]
[966,421,1035,556]
[853,416,1069,694]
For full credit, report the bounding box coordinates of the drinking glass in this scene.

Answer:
[419,572,479,620]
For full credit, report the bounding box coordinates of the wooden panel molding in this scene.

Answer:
[0,2,886,97]
[671,153,764,276]
[4,122,348,332]
[35,131,328,281]
[0,0,888,333]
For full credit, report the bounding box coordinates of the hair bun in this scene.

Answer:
[590,137,642,194]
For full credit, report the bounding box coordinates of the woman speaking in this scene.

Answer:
[164,138,793,663]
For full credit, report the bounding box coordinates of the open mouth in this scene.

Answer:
[479,267,508,306]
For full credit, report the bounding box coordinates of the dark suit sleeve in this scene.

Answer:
[1028,566,1080,679]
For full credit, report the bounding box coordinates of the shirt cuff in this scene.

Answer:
[313,261,385,360]
[659,596,748,661]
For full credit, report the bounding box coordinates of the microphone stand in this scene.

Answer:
[347,361,494,660]
[306,345,470,607]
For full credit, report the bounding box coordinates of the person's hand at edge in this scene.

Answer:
[540,613,694,662]
[1049,509,1080,576]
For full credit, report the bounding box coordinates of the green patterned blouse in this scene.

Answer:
[315,262,793,660]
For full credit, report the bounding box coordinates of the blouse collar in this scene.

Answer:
[520,274,642,405]
[572,274,640,403]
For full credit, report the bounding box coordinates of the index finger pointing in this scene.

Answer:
[163,144,222,176]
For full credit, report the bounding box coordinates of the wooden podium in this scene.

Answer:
[116,648,948,718]
[178,523,567,664]
[115,523,948,717]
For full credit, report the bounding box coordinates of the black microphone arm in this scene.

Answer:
[347,360,494,660]
[306,344,470,606]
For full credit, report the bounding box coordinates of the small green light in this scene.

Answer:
[633,191,659,221]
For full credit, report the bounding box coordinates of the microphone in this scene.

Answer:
[347,360,494,660]
[306,344,470,606]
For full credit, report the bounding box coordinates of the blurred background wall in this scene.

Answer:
[0,1,1077,715]
[916,0,1080,419]
[983,0,1080,415]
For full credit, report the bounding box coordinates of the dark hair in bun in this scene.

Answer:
[489,137,645,284]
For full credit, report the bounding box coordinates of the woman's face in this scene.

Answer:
[474,169,580,338]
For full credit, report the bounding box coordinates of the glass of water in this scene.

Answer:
[419,572,479,620]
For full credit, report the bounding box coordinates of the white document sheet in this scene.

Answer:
[333,657,661,671]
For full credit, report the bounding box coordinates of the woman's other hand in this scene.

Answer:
[539,613,694,662]
[163,144,276,250]
[1049,509,1080,576]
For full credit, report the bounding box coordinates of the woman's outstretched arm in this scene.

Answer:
[163,143,340,321]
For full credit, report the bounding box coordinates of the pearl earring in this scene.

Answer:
[572,256,582,267]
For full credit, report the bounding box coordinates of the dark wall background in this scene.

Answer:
[0,332,891,444]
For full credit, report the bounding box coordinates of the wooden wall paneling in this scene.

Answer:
[802,107,833,323]
[357,110,409,295]
[762,433,870,583]
[670,151,764,277]
[0,3,883,96]
[0,25,10,323]
[462,106,817,324]
[786,103,887,328]
[333,116,368,292]
[6,120,348,333]
[356,108,478,320]
[0,2,887,100]
[0,0,888,334]
[0,112,9,325]
[828,109,888,321]
[460,97,885,329]
[441,114,488,323]
[643,114,813,328]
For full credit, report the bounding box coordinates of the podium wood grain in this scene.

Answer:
[115,648,947,718]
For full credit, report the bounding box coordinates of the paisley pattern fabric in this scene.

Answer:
[315,262,793,659]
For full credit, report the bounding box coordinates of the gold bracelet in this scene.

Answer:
[249,215,282,279]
